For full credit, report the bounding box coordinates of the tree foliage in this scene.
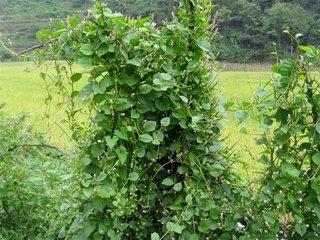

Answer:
[216,0,320,62]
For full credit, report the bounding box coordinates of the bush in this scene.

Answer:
[238,44,320,239]
[0,111,75,239]
[30,1,320,239]
[38,0,249,239]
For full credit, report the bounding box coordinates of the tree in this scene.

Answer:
[263,2,314,56]
[107,0,176,22]
[216,0,266,62]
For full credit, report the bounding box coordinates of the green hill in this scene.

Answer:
[1,0,320,62]
[0,0,89,51]
[0,0,175,57]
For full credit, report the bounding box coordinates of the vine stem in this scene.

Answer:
[9,144,65,155]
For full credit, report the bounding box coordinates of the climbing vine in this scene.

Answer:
[37,0,320,239]
[238,40,320,239]
[38,0,247,239]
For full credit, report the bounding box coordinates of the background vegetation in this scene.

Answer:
[1,0,320,62]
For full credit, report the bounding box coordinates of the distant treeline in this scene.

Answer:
[1,0,319,62]
[215,0,320,62]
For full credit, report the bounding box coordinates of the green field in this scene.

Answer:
[0,62,271,178]
[0,62,72,146]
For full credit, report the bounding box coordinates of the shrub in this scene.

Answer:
[0,110,75,239]
[39,0,248,239]
[36,1,320,239]
[240,44,320,239]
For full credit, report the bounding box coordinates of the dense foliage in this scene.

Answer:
[235,40,320,238]
[0,110,75,239]
[216,0,320,62]
[1,0,320,239]
[38,0,250,239]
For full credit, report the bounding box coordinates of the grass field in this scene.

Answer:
[0,62,72,146]
[0,62,271,178]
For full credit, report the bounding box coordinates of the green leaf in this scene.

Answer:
[92,79,109,95]
[127,58,141,67]
[316,122,320,134]
[188,234,200,240]
[140,84,153,94]
[177,165,187,174]
[153,131,164,144]
[80,156,91,166]
[263,211,277,225]
[80,43,94,56]
[313,207,320,219]
[274,131,290,145]
[256,87,267,97]
[173,182,182,191]
[143,121,157,132]
[71,73,82,82]
[312,153,320,166]
[82,222,96,238]
[282,163,300,179]
[54,21,65,30]
[196,38,211,52]
[139,134,153,143]
[96,43,109,57]
[77,57,93,69]
[97,172,107,182]
[28,176,44,186]
[153,73,171,82]
[180,95,188,103]
[166,222,184,234]
[200,199,216,211]
[151,233,160,240]
[69,16,80,28]
[131,109,140,119]
[114,98,132,111]
[128,172,139,181]
[91,66,106,78]
[36,28,53,42]
[312,179,320,195]
[105,136,119,149]
[115,146,128,165]
[118,73,139,87]
[96,182,116,198]
[91,144,104,157]
[115,128,128,140]
[162,177,174,186]
[235,110,249,123]
[295,223,307,236]
[198,219,218,234]
[135,148,146,158]
[82,187,93,198]
[160,117,170,127]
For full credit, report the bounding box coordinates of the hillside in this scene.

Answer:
[0,0,175,56]
[1,0,320,62]
[0,0,89,51]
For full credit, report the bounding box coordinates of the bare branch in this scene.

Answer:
[17,40,55,56]
[9,143,65,155]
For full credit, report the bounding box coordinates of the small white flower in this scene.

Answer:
[236,222,245,232]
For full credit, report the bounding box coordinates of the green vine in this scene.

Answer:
[39,0,247,239]
[240,39,320,239]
